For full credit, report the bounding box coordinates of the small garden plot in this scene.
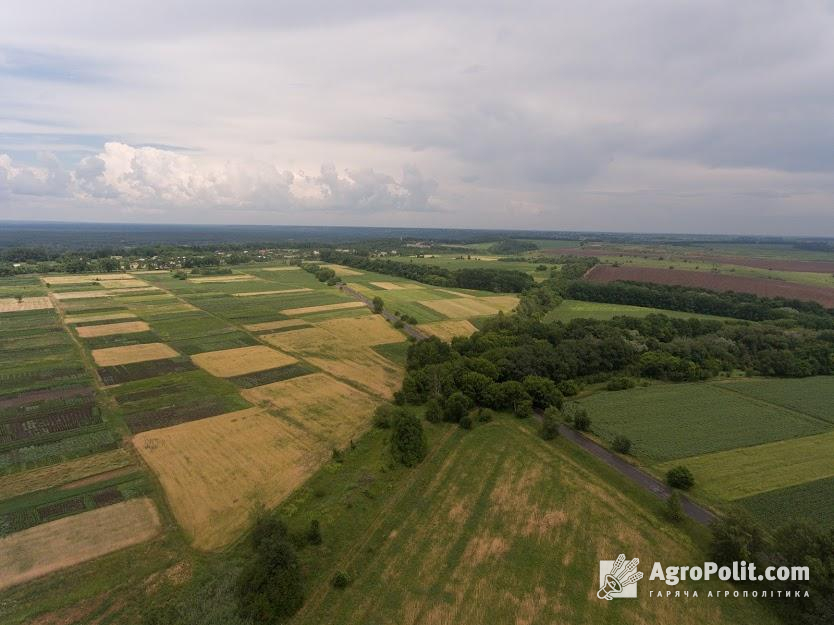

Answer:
[232,288,313,297]
[0,429,118,475]
[134,407,322,550]
[418,295,519,319]
[97,279,149,289]
[97,357,197,386]
[191,345,297,378]
[43,274,135,285]
[0,498,160,591]
[82,330,161,350]
[281,300,366,316]
[189,274,258,283]
[75,321,151,338]
[228,362,317,389]
[368,281,424,290]
[0,297,53,313]
[169,329,259,355]
[91,343,179,367]
[417,320,478,341]
[243,319,309,333]
[64,312,137,324]
[320,263,363,276]
[0,401,101,446]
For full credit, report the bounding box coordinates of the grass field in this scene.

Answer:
[715,377,834,425]
[544,299,732,323]
[579,383,830,463]
[737,475,834,530]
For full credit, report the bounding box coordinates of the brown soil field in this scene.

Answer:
[134,407,323,550]
[555,246,834,274]
[188,274,258,283]
[0,297,54,313]
[92,343,179,366]
[585,264,834,308]
[0,498,161,590]
[0,449,133,500]
[417,319,478,341]
[320,263,363,276]
[64,312,138,324]
[232,288,313,297]
[243,319,310,332]
[418,295,519,319]
[241,373,379,446]
[281,300,367,316]
[368,281,424,290]
[75,320,151,338]
[191,345,297,377]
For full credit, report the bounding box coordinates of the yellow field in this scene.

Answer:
[243,319,310,332]
[417,319,478,341]
[135,408,325,550]
[92,343,179,366]
[53,290,112,300]
[232,288,312,297]
[241,373,379,445]
[191,345,297,377]
[305,352,402,399]
[64,312,137,324]
[189,274,258,283]
[320,263,363,276]
[281,300,366,316]
[75,320,151,338]
[42,274,135,284]
[0,498,161,591]
[97,279,149,289]
[418,295,519,319]
[0,297,54,313]
[368,281,424,290]
[315,315,406,346]
[0,449,133,500]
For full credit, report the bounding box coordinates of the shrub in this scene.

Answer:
[666,492,684,523]
[666,466,695,490]
[558,380,579,396]
[394,319,404,329]
[459,414,473,430]
[424,398,443,423]
[390,412,427,467]
[522,375,562,409]
[476,407,494,422]
[611,435,632,454]
[372,296,384,313]
[606,377,636,391]
[540,406,560,440]
[331,570,351,588]
[443,391,471,423]
[514,399,533,419]
[562,401,587,425]
[373,404,402,429]
[573,412,591,432]
[306,519,322,545]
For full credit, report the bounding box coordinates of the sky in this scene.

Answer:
[1,1,834,235]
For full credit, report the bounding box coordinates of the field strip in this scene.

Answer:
[291,427,458,622]
[710,381,834,428]
[262,266,301,271]
[75,320,151,338]
[92,343,179,366]
[280,300,367,316]
[65,312,138,324]
[0,297,54,313]
[243,319,310,332]
[232,288,313,297]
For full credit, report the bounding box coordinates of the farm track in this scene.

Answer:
[290,427,458,623]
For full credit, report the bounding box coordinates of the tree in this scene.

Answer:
[372,296,384,313]
[390,412,427,467]
[424,397,443,423]
[443,391,471,423]
[306,519,322,545]
[573,412,591,432]
[459,414,473,430]
[611,435,631,454]
[666,466,694,490]
[710,511,766,566]
[522,375,562,409]
[331,570,351,588]
[540,406,560,440]
[373,404,403,429]
[514,398,533,419]
[237,516,304,623]
[666,491,684,523]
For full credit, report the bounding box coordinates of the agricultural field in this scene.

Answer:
[416,319,478,341]
[543,299,732,323]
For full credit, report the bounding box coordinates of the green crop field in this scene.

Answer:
[715,377,834,425]
[737,475,834,530]
[544,299,732,323]
[579,383,830,463]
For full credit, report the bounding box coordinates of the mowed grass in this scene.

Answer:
[738,475,834,530]
[544,299,732,323]
[283,418,777,625]
[716,377,834,425]
[580,383,830,463]
[656,430,834,500]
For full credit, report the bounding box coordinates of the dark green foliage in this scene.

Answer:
[390,412,427,467]
[331,570,351,588]
[459,414,473,430]
[540,406,560,440]
[606,377,636,391]
[443,391,471,423]
[424,398,443,423]
[573,411,591,432]
[372,296,384,313]
[710,511,767,566]
[514,399,533,419]
[476,407,494,422]
[306,519,322,545]
[558,380,579,396]
[611,435,631,454]
[666,491,684,523]
[487,239,538,254]
[373,404,404,429]
[237,516,304,623]
[522,375,562,409]
[406,337,452,370]
[666,465,695,490]
[562,401,587,425]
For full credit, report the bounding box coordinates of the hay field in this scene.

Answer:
[0,498,160,591]
[97,279,149,289]
[418,295,519,319]
[42,274,135,284]
[244,319,310,332]
[191,345,297,377]
[233,288,312,297]
[315,315,406,346]
[92,343,179,366]
[281,300,366,316]
[241,373,379,445]
[290,419,774,625]
[189,274,258,283]
[64,312,137,324]
[320,263,363,276]
[76,320,151,338]
[0,297,54,313]
[53,290,112,300]
[134,408,323,550]
[368,281,424,290]
[657,430,834,500]
[417,319,478,341]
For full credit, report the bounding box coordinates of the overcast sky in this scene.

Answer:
[1,1,834,235]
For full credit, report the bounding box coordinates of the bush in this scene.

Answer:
[424,398,443,423]
[476,408,494,422]
[573,412,591,431]
[611,435,631,454]
[443,391,471,423]
[606,377,636,391]
[666,491,684,523]
[459,414,473,430]
[666,466,695,490]
[394,319,404,329]
[514,399,533,419]
[372,296,384,313]
[558,380,579,396]
[390,412,427,467]
[562,401,587,425]
[331,570,351,588]
[373,404,403,429]
[306,519,322,545]
[522,375,562,409]
[540,406,560,440]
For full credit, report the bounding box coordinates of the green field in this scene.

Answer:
[715,377,834,424]
[544,299,732,323]
[737,475,834,530]
[579,383,829,463]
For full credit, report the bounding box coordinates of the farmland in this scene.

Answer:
[543,299,731,323]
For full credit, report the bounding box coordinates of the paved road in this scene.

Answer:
[340,284,428,340]
[558,424,718,526]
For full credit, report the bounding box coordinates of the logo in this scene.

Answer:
[598,554,643,600]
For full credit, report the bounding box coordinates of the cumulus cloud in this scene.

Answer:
[0,143,438,214]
